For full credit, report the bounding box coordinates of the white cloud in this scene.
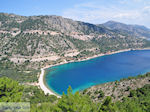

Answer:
[62,0,150,28]
[113,11,141,19]
[132,0,142,2]
[143,6,150,13]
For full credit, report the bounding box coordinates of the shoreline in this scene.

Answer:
[39,68,61,97]
[38,48,150,97]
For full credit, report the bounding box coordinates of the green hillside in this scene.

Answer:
[0,75,150,112]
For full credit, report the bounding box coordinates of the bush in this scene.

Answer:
[0,77,24,102]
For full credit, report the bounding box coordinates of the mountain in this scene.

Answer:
[0,13,150,67]
[102,21,150,39]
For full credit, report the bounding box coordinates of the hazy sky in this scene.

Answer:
[1,0,150,28]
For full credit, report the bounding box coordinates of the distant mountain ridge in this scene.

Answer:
[0,13,150,67]
[102,21,150,39]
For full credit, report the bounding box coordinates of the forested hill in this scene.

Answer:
[0,73,150,112]
[1,12,150,66]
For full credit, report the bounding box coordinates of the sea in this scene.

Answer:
[45,50,150,95]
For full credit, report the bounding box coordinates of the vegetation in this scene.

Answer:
[22,86,57,104]
[116,84,150,112]
[1,13,150,59]
[0,57,40,82]
[0,76,150,112]
[1,13,150,111]
[81,72,150,103]
[0,77,23,102]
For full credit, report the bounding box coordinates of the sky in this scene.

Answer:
[0,0,150,28]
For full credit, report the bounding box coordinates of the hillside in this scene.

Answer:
[102,21,150,39]
[1,13,150,69]
[0,73,150,112]
[81,73,150,102]
[1,13,150,110]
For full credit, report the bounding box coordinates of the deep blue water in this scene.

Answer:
[45,50,150,95]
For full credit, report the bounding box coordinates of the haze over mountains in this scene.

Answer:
[0,13,150,65]
[103,21,150,39]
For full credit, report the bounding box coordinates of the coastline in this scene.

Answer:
[38,48,150,97]
[39,68,61,97]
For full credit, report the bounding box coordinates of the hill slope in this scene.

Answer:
[103,21,150,39]
[0,13,150,68]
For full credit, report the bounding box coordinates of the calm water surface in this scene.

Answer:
[45,50,150,95]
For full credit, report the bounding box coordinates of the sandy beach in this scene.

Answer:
[38,48,150,97]
[39,68,61,97]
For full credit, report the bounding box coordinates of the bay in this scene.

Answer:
[45,50,150,95]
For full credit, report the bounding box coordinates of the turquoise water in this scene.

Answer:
[45,50,150,95]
